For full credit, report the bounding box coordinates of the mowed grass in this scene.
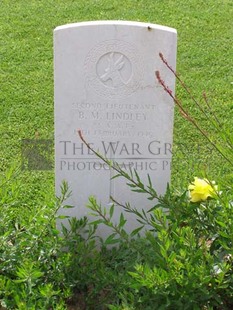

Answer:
[0,0,232,200]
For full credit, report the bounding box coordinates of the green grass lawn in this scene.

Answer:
[0,1,233,308]
[0,0,232,198]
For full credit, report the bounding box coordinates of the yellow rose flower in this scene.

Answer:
[188,177,217,203]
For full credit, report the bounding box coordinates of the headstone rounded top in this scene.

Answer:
[54,19,177,237]
[54,20,177,34]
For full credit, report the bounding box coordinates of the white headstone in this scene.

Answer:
[54,21,177,237]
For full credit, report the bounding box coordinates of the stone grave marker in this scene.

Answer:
[54,21,177,237]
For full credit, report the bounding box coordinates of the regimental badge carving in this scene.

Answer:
[98,52,131,88]
[84,40,143,99]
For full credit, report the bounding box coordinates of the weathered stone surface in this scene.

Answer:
[54,21,177,237]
